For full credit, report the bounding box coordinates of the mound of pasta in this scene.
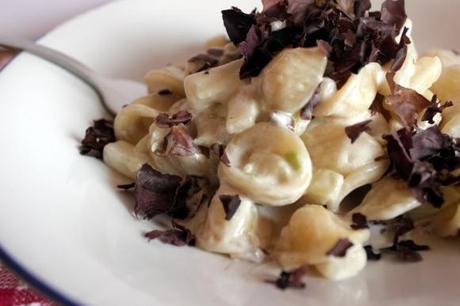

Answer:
[81,0,460,284]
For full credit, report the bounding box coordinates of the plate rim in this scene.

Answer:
[0,242,79,305]
[0,1,125,304]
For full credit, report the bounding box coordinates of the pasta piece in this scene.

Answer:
[303,169,344,208]
[314,63,385,117]
[114,104,159,144]
[381,49,441,98]
[219,122,312,206]
[145,65,186,96]
[315,243,367,281]
[350,177,421,221]
[196,184,262,260]
[423,49,460,67]
[184,59,245,113]
[194,103,231,146]
[226,85,259,134]
[103,140,149,179]
[302,121,384,176]
[367,112,390,145]
[334,161,390,212]
[260,47,327,113]
[274,205,369,271]
[432,65,460,123]
[433,202,460,237]
[132,92,180,110]
[385,42,417,94]
[408,56,442,96]
[442,114,460,138]
[148,124,210,177]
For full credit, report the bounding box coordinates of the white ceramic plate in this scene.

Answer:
[0,1,460,305]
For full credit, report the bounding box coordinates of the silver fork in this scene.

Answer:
[0,36,147,116]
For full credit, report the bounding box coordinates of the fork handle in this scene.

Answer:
[0,36,103,98]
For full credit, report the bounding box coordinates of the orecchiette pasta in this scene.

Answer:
[196,184,262,260]
[260,47,327,113]
[302,121,384,176]
[225,85,259,134]
[114,104,159,144]
[423,49,460,68]
[350,177,421,221]
[303,169,344,208]
[274,205,369,276]
[315,243,367,281]
[219,122,312,206]
[103,141,149,180]
[145,65,186,96]
[94,0,460,282]
[433,202,460,237]
[314,63,385,118]
[184,59,245,113]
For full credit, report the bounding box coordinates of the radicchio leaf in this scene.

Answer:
[80,119,115,159]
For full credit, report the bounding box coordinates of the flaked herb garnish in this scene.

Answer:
[156,126,201,156]
[266,267,306,290]
[383,126,460,207]
[187,47,240,73]
[386,240,430,263]
[222,0,409,85]
[80,119,115,159]
[422,98,453,124]
[326,238,354,257]
[345,120,372,144]
[384,75,432,129]
[145,222,195,247]
[134,164,207,220]
[155,110,193,128]
[366,216,430,262]
[219,194,241,220]
[351,213,369,230]
[134,164,183,219]
[364,245,382,261]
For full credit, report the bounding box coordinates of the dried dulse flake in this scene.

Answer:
[219,194,241,220]
[223,0,409,85]
[266,267,306,290]
[80,119,115,159]
[155,110,193,128]
[326,238,354,257]
[345,120,372,144]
